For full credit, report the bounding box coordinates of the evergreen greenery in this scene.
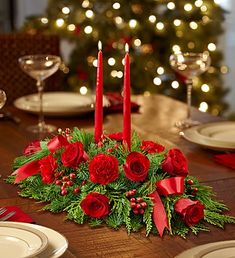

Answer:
[7,128,235,237]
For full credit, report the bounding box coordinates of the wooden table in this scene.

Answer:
[0,94,235,258]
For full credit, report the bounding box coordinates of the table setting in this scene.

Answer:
[0,38,235,258]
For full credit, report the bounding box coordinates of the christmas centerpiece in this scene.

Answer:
[7,43,234,238]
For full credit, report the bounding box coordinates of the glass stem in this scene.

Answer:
[186,78,193,121]
[36,80,45,132]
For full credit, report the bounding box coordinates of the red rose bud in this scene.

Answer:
[162,148,188,177]
[130,198,136,202]
[39,154,57,184]
[55,180,62,185]
[89,154,119,185]
[80,192,110,219]
[139,209,145,215]
[74,187,80,194]
[108,132,123,141]
[70,173,76,179]
[140,140,165,154]
[123,152,150,182]
[136,204,142,209]
[136,197,143,203]
[174,198,204,227]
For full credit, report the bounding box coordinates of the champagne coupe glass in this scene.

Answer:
[19,55,61,133]
[0,89,7,109]
[169,52,211,129]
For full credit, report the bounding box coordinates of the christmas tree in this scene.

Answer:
[23,0,229,115]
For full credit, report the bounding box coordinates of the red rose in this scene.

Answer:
[39,154,57,184]
[23,140,41,156]
[123,152,150,182]
[141,140,165,154]
[89,154,119,185]
[161,148,188,177]
[108,132,123,141]
[47,135,69,153]
[61,142,84,168]
[80,192,110,218]
[174,198,204,226]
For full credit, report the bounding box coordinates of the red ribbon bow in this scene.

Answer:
[150,176,184,237]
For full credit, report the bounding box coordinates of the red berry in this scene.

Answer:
[130,198,136,202]
[67,181,73,186]
[130,202,136,209]
[187,179,194,185]
[128,190,135,196]
[133,209,139,214]
[114,144,119,149]
[61,189,67,196]
[61,184,66,190]
[55,180,62,185]
[139,209,145,215]
[125,192,130,197]
[59,171,64,176]
[132,189,136,194]
[81,180,86,186]
[62,176,69,181]
[136,197,143,203]
[141,202,147,208]
[74,187,80,194]
[70,173,76,179]
[107,148,113,153]
[136,204,141,209]
[98,142,104,148]
[193,187,198,193]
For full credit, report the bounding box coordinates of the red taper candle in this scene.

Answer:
[94,41,103,143]
[123,43,131,150]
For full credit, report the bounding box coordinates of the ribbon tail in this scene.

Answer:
[14,160,40,183]
[150,191,169,237]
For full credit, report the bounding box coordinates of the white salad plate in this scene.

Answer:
[14,91,109,117]
[182,121,235,151]
[0,222,48,258]
[175,240,235,258]
[0,222,68,258]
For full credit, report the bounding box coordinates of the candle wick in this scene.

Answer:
[98,41,102,51]
[125,43,129,53]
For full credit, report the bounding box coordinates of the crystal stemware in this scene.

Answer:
[0,89,7,109]
[19,55,61,133]
[169,52,211,129]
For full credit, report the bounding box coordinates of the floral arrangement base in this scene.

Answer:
[7,128,235,238]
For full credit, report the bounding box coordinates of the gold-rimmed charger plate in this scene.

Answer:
[0,222,48,258]
[182,122,235,151]
[175,240,235,258]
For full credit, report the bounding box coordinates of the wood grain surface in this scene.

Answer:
[0,94,234,258]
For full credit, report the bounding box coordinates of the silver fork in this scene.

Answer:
[0,211,16,221]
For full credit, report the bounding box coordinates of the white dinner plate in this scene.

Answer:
[175,240,235,258]
[2,222,68,258]
[14,91,110,117]
[0,222,48,258]
[182,121,235,151]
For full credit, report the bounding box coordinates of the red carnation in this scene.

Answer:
[141,140,165,154]
[174,198,205,226]
[123,152,150,182]
[23,140,41,156]
[161,148,188,177]
[89,154,119,185]
[80,192,110,218]
[39,154,57,184]
[61,142,84,168]
[108,132,123,141]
